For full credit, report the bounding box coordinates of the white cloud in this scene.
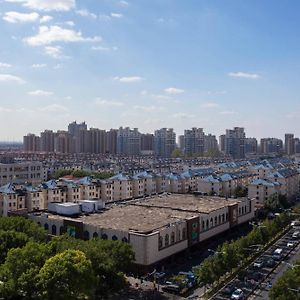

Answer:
[172,112,195,119]
[24,25,101,46]
[64,20,75,26]
[201,102,219,108]
[219,110,237,115]
[0,74,25,84]
[94,98,124,107]
[113,76,144,83]
[31,63,46,68]
[28,89,53,96]
[44,45,64,59]
[91,46,118,51]
[5,0,75,11]
[164,87,184,95]
[39,103,67,112]
[133,105,164,113]
[3,11,40,23]
[39,15,52,23]
[111,13,123,18]
[76,9,97,19]
[228,72,261,79]
[98,14,111,21]
[119,0,129,6]
[0,62,12,68]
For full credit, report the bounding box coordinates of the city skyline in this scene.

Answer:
[1,0,300,140]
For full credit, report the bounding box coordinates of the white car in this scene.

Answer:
[287,241,295,248]
[231,289,244,300]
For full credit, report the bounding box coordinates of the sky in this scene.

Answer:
[0,0,300,141]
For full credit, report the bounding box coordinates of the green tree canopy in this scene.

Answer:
[0,230,29,264]
[38,250,95,300]
[0,216,47,242]
[0,242,50,299]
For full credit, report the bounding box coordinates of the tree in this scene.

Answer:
[38,250,95,300]
[264,194,289,212]
[0,230,29,264]
[269,260,300,300]
[171,149,183,158]
[0,242,50,299]
[0,216,47,242]
[233,186,248,198]
[50,169,72,179]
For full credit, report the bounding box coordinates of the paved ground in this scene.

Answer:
[249,240,300,299]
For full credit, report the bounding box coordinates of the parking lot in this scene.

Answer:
[210,226,300,300]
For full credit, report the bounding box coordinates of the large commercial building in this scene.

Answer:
[29,194,255,266]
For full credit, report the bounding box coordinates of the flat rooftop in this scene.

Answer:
[130,194,240,214]
[36,194,245,234]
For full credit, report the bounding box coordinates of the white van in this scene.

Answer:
[273,248,283,260]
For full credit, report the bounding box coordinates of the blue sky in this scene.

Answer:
[0,0,299,141]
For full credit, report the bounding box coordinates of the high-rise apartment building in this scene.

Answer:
[260,138,283,155]
[219,134,226,152]
[184,128,205,156]
[40,130,55,152]
[141,134,154,152]
[285,133,295,156]
[106,129,117,154]
[54,131,72,154]
[23,134,40,152]
[89,128,106,154]
[178,135,185,152]
[204,134,218,153]
[68,121,87,153]
[224,127,245,159]
[154,128,176,158]
[117,127,141,156]
[244,138,258,154]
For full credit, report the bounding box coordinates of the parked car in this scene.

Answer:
[287,241,296,248]
[253,260,264,269]
[292,231,300,239]
[222,284,236,296]
[231,288,244,300]
[265,258,276,268]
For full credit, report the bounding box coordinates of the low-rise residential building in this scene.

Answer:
[0,161,44,186]
[0,183,26,216]
[248,178,282,206]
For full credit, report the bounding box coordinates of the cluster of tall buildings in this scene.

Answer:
[23,122,300,159]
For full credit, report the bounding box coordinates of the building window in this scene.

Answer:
[122,237,128,243]
[206,220,209,228]
[51,225,57,235]
[83,231,90,241]
[101,234,108,240]
[44,223,49,231]
[210,218,213,227]
[222,214,225,223]
[215,216,218,226]
[112,235,118,241]
[202,220,205,231]
[93,232,98,238]
[171,232,175,244]
[165,234,169,247]
[182,228,186,240]
[159,236,163,249]
[59,226,64,235]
